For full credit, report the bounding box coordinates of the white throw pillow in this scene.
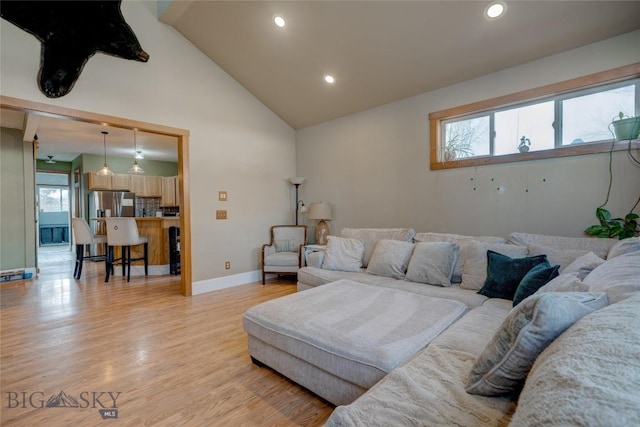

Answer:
[466,292,608,396]
[366,239,415,279]
[535,272,589,294]
[405,242,460,286]
[461,242,528,291]
[321,236,365,272]
[561,252,605,279]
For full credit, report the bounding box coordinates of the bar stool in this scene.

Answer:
[71,218,107,280]
[105,218,148,282]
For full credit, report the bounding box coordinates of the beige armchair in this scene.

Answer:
[262,225,307,284]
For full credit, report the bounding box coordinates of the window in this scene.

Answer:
[430,64,640,170]
[36,172,70,212]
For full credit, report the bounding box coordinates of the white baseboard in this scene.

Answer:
[192,270,261,295]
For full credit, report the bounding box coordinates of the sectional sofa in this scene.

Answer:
[244,228,640,426]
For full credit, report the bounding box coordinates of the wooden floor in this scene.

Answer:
[1,252,334,426]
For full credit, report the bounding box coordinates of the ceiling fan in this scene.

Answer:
[45,155,56,164]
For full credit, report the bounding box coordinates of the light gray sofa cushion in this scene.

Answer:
[297,267,489,308]
[366,239,415,279]
[340,228,416,268]
[244,280,467,395]
[511,292,640,426]
[466,292,608,396]
[535,272,589,294]
[405,241,460,286]
[583,251,640,303]
[526,244,590,272]
[561,252,605,279]
[413,232,506,283]
[607,236,640,259]
[321,236,365,272]
[461,242,528,291]
[326,299,516,427]
[508,232,616,259]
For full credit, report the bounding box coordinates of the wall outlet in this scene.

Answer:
[216,210,227,220]
[225,261,231,270]
[219,191,227,201]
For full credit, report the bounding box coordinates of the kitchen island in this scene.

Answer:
[92,217,180,273]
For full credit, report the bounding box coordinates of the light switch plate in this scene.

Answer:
[218,191,227,201]
[216,210,227,220]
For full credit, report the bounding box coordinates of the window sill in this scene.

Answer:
[430,139,640,170]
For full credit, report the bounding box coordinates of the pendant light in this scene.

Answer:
[128,129,145,174]
[97,131,114,176]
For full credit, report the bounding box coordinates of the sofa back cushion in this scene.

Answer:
[583,251,640,303]
[607,236,640,259]
[508,232,616,259]
[510,292,640,425]
[340,228,415,268]
[413,232,506,283]
[461,242,528,291]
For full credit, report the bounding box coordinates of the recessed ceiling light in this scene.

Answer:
[324,75,335,84]
[485,1,506,20]
[273,15,286,28]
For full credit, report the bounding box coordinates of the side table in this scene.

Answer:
[303,244,327,266]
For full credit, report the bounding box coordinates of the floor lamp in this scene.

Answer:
[289,177,306,225]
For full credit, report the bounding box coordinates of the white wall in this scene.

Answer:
[0,1,296,282]
[296,31,640,239]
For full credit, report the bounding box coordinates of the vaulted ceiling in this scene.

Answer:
[161,1,640,129]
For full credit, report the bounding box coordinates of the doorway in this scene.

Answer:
[36,171,73,271]
[1,96,192,295]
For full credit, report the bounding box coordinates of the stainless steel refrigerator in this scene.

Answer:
[88,191,135,256]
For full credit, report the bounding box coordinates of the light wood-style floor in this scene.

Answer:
[1,251,334,426]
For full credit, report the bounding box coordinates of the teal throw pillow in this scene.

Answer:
[512,262,560,306]
[478,251,548,300]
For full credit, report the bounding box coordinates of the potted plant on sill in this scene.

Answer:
[443,135,473,161]
[611,111,640,141]
[518,136,531,153]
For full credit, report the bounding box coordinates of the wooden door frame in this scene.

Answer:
[0,95,193,296]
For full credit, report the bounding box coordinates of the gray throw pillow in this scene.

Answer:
[466,292,608,396]
[366,239,415,279]
[321,236,365,272]
[405,242,460,286]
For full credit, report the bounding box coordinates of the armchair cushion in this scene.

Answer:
[264,252,301,267]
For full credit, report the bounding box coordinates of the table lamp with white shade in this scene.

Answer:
[308,202,332,245]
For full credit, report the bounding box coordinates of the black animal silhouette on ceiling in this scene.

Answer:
[1,0,149,98]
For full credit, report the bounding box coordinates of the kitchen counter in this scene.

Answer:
[90,217,180,266]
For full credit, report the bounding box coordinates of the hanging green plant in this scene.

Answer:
[585,207,639,239]
[584,113,640,240]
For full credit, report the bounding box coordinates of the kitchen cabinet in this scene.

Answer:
[161,176,179,207]
[87,172,112,190]
[130,175,162,197]
[145,176,162,197]
[112,174,130,191]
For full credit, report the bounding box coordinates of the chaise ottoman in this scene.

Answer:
[243,279,468,405]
